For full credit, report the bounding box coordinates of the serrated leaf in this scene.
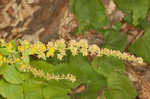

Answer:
[0,80,23,99]
[129,28,150,64]
[101,72,137,99]
[91,56,125,77]
[91,56,137,99]
[103,29,127,51]
[3,66,24,84]
[115,0,149,25]
[70,0,108,33]
[54,55,106,99]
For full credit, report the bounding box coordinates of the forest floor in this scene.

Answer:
[0,0,150,99]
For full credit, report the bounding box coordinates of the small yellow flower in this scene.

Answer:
[30,44,38,55]
[7,43,13,52]
[46,47,55,57]
[18,46,25,52]
[21,64,25,70]
[39,43,46,52]
[0,54,7,66]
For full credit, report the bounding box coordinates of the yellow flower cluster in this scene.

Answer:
[6,43,13,53]
[0,39,144,66]
[36,42,46,58]
[20,64,76,83]
[46,41,55,57]
[18,40,30,53]
[0,39,13,53]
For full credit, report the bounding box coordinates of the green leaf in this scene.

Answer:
[70,0,108,33]
[0,79,23,99]
[3,66,24,84]
[30,60,56,73]
[54,55,106,99]
[115,0,149,25]
[92,56,137,99]
[101,72,137,99]
[10,40,17,51]
[0,48,11,56]
[129,28,150,64]
[22,80,44,99]
[43,85,70,99]
[0,63,9,75]
[91,56,125,77]
[103,29,127,51]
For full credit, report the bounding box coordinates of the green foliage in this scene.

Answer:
[0,63,8,75]
[92,56,137,99]
[43,83,70,99]
[103,24,127,51]
[70,0,108,33]
[0,80,24,99]
[22,80,44,99]
[0,48,11,56]
[101,72,137,99]
[115,0,149,25]
[30,60,56,73]
[129,28,150,64]
[54,55,107,99]
[91,56,125,76]
[0,50,138,99]
[3,66,24,84]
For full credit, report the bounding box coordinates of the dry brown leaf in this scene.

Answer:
[139,79,150,99]
[101,0,125,28]
[58,8,78,38]
[68,84,87,96]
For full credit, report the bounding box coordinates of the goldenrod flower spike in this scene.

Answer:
[20,64,76,83]
[0,39,144,67]
[0,39,144,83]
